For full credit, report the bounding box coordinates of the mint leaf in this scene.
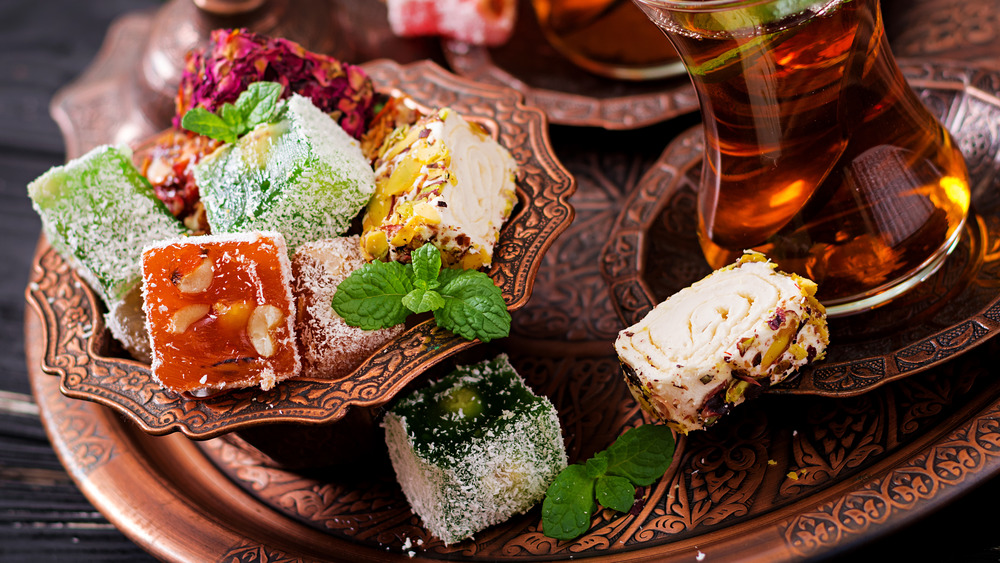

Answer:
[331,260,414,329]
[542,424,675,541]
[220,102,243,131]
[402,287,445,314]
[584,456,608,478]
[435,271,511,342]
[597,424,676,486]
[181,107,237,144]
[331,244,510,342]
[237,81,285,129]
[595,475,635,513]
[180,81,285,142]
[411,243,442,287]
[540,464,597,541]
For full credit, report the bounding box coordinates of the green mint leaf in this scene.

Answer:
[596,424,676,486]
[220,102,243,130]
[402,287,445,314]
[542,424,675,541]
[584,456,608,479]
[332,260,414,330]
[541,464,597,541]
[180,107,237,144]
[237,81,285,129]
[434,270,510,342]
[595,475,635,513]
[411,244,443,287]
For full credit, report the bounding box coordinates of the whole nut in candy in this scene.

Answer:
[248,304,283,357]
[170,304,210,333]
[175,257,214,293]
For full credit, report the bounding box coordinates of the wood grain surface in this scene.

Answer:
[3,0,1000,561]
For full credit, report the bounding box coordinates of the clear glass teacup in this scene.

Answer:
[632,0,971,315]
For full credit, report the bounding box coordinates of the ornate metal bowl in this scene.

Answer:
[26,59,575,438]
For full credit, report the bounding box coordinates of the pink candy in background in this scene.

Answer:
[386,0,518,47]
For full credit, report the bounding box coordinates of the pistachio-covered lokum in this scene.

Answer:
[615,252,829,434]
[194,94,376,253]
[27,145,191,362]
[361,107,519,270]
[383,354,567,545]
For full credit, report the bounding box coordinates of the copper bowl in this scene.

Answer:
[26,59,576,442]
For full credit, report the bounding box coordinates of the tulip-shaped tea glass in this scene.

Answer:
[632,0,971,315]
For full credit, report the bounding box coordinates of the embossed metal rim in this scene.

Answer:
[600,58,1000,397]
[441,39,699,130]
[25,58,576,439]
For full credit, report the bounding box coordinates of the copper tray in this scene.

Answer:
[26,71,1000,557]
[441,0,698,129]
[27,24,574,438]
[27,7,1000,563]
[601,59,1000,397]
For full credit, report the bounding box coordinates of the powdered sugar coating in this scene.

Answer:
[383,355,567,545]
[27,145,190,362]
[292,236,405,378]
[196,94,376,253]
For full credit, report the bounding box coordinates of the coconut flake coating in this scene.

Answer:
[195,94,376,253]
[383,354,567,545]
[292,236,405,378]
[615,252,829,434]
[27,145,191,361]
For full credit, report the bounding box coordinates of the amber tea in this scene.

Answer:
[635,0,970,314]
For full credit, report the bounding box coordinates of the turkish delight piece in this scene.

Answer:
[386,0,518,47]
[27,144,191,362]
[142,231,300,395]
[292,236,405,378]
[383,354,567,545]
[174,28,376,139]
[361,108,519,270]
[614,252,829,434]
[195,94,376,253]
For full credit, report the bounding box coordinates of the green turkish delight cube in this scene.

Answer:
[28,144,190,361]
[383,354,567,545]
[195,93,376,252]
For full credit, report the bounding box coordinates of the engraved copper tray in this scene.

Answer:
[441,0,698,129]
[26,54,575,438]
[26,55,1000,558]
[601,59,1000,397]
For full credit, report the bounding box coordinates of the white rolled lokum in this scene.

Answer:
[615,252,829,434]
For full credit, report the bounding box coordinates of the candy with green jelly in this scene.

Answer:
[27,144,191,361]
[383,354,567,545]
[195,93,376,253]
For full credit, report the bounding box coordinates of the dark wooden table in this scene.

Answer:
[3,0,1000,561]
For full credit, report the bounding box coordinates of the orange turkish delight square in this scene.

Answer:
[142,231,300,395]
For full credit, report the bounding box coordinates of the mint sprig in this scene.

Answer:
[332,244,511,342]
[541,424,675,541]
[180,81,286,143]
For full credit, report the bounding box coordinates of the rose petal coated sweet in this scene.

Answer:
[174,28,375,139]
[386,0,517,46]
